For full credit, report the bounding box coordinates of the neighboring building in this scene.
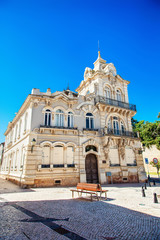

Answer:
[143,145,160,176]
[0,52,146,187]
[0,142,5,165]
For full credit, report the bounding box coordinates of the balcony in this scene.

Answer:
[104,128,138,138]
[95,96,136,111]
[83,128,99,131]
[40,125,78,130]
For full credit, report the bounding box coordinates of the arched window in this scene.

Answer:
[121,121,125,134]
[108,118,111,132]
[107,117,126,136]
[113,117,119,135]
[68,112,73,128]
[85,145,97,152]
[55,109,64,127]
[116,89,122,101]
[105,87,111,99]
[86,113,94,129]
[45,109,51,126]
[42,145,51,168]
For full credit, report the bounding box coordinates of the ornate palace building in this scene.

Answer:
[0,52,146,187]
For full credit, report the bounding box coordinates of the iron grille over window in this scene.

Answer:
[85,145,97,152]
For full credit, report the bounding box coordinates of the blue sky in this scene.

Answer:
[0,0,160,142]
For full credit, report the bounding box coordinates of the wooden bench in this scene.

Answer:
[70,183,108,201]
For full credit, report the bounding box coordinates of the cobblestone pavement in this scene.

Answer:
[0,178,160,240]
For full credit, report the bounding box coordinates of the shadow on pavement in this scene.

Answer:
[1,196,160,240]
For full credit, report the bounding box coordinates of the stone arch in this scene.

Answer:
[82,138,100,156]
[76,102,94,110]
[67,108,75,115]
[103,83,113,98]
[40,141,52,147]
[52,141,65,147]
[42,106,54,113]
[115,86,123,94]
[66,142,77,150]
[53,106,67,114]
[115,87,124,101]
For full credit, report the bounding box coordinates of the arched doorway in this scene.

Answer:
[85,154,99,183]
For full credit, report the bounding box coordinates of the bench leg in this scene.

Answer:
[99,192,102,201]
[97,193,100,201]
[91,194,93,202]
[72,191,74,198]
[105,192,107,200]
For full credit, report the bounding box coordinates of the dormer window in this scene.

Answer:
[45,109,51,126]
[55,109,64,127]
[86,113,94,129]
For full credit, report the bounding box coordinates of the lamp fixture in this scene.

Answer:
[31,138,36,152]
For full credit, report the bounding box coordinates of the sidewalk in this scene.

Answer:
[0,178,160,240]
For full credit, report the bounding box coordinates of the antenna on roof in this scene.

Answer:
[98,40,100,51]
[67,82,70,90]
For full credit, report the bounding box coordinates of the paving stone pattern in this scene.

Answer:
[0,179,160,240]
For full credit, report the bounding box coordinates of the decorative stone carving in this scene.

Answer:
[34,128,40,133]
[84,67,93,80]
[85,96,92,102]
[103,137,111,160]
[45,99,51,106]
[117,138,126,160]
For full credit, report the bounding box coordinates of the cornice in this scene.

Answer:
[4,95,32,136]
[4,92,78,135]
[116,75,130,84]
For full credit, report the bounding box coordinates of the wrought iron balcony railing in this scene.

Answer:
[95,96,136,111]
[40,125,78,130]
[104,128,138,138]
[83,128,99,131]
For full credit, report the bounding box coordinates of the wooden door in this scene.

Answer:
[85,154,99,183]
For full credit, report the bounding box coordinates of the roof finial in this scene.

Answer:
[67,82,70,90]
[98,40,101,58]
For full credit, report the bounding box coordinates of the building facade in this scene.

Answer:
[0,52,146,187]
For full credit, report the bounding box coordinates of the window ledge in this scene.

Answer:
[83,128,99,131]
[40,125,78,130]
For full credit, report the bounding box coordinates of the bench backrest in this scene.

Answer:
[77,183,102,192]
